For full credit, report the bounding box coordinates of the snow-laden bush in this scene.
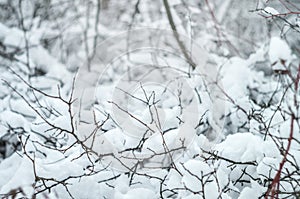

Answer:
[0,0,300,198]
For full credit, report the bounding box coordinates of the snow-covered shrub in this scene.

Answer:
[0,0,300,198]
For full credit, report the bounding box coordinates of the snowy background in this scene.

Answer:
[0,0,300,198]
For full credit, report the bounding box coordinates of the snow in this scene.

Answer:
[181,160,214,192]
[256,157,280,180]
[0,154,23,188]
[0,1,299,198]
[68,177,101,198]
[0,110,26,129]
[3,28,25,48]
[0,155,35,197]
[268,37,293,69]
[238,180,266,199]
[0,23,10,40]
[115,188,157,199]
[215,133,280,163]
[263,7,280,15]
[220,57,252,99]
[10,99,35,118]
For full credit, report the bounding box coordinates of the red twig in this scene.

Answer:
[295,64,300,92]
[204,0,241,56]
[263,11,300,19]
[265,64,300,198]
[265,114,294,199]
[204,0,221,44]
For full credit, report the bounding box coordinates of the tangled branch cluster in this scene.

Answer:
[0,0,299,198]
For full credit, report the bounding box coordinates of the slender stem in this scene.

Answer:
[162,0,196,70]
